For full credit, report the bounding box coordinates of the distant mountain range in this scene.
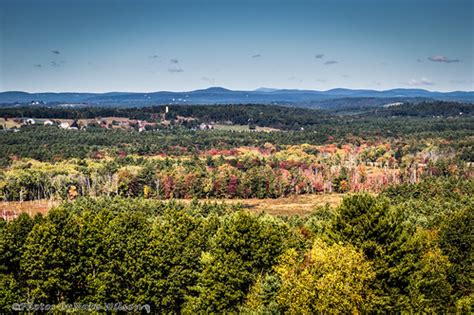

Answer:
[0,87,472,108]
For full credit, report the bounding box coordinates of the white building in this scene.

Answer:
[59,122,70,129]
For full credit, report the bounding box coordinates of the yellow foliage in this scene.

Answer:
[143,185,151,198]
[275,240,375,314]
[68,185,78,200]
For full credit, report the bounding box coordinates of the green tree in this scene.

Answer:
[86,211,150,304]
[331,193,457,311]
[439,206,473,305]
[21,208,81,303]
[138,208,216,312]
[184,212,290,313]
[407,246,452,312]
[242,273,281,314]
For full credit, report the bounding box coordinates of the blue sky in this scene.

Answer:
[0,0,472,92]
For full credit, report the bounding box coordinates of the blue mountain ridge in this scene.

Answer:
[0,87,472,107]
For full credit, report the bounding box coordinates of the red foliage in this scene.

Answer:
[117,151,128,158]
[227,175,239,197]
[90,151,105,159]
[10,155,21,161]
[162,175,174,198]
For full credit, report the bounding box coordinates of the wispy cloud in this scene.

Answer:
[202,76,216,84]
[406,77,434,86]
[324,60,338,65]
[315,54,324,59]
[428,55,460,63]
[149,55,158,59]
[251,54,261,58]
[168,67,184,73]
[287,76,303,83]
[50,60,66,67]
[315,78,326,83]
[170,59,179,64]
[51,50,60,55]
[34,64,42,68]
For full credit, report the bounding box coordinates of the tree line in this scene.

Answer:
[1,177,472,312]
[0,104,331,130]
[366,101,473,118]
[1,142,470,201]
[1,101,472,130]
[1,113,472,166]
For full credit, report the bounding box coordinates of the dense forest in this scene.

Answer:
[366,101,473,118]
[0,140,471,201]
[1,102,473,312]
[1,101,471,129]
[1,177,472,312]
[1,116,472,166]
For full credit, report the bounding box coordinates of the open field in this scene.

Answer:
[0,199,60,220]
[0,193,344,219]
[213,123,280,132]
[179,193,344,216]
[0,118,21,129]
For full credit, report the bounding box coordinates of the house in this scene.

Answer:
[199,123,213,130]
[70,120,80,129]
[137,120,146,132]
[25,118,36,125]
[59,122,70,129]
[44,120,54,126]
[99,120,109,129]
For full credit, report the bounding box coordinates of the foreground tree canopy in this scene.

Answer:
[1,177,472,313]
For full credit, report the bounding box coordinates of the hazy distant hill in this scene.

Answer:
[0,87,472,107]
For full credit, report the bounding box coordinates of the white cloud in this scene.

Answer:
[428,55,460,63]
[406,77,434,86]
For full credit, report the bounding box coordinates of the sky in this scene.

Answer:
[0,0,472,92]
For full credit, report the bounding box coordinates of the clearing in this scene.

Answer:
[0,193,344,220]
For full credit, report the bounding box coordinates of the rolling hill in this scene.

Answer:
[0,87,472,108]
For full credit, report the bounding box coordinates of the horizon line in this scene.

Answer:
[2,86,473,94]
